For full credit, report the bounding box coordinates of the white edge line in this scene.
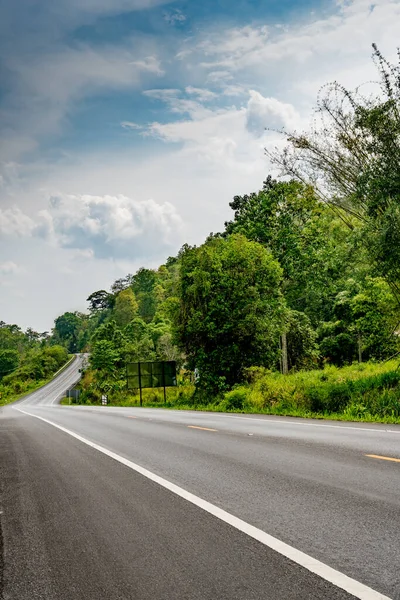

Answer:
[15,406,391,600]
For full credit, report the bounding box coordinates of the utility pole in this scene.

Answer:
[281,332,289,375]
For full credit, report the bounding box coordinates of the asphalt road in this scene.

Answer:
[1,356,399,599]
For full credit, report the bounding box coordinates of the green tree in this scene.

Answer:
[268,44,400,303]
[0,349,19,376]
[90,340,120,373]
[111,274,133,294]
[123,318,156,361]
[286,311,319,371]
[225,176,357,325]
[114,288,138,328]
[174,234,286,393]
[319,277,399,364]
[131,268,158,322]
[87,290,115,312]
[53,312,85,352]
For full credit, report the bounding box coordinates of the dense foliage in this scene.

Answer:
[268,44,400,304]
[175,234,286,394]
[0,321,69,404]
[59,165,398,405]
[3,46,400,421]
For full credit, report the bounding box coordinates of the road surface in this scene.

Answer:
[1,355,399,599]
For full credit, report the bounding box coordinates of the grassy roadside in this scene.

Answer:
[70,359,400,425]
[0,354,75,407]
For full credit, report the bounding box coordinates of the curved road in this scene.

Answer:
[1,356,399,599]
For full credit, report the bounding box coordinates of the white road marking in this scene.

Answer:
[15,406,391,600]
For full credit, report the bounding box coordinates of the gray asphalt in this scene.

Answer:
[1,356,399,599]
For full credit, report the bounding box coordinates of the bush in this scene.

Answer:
[222,387,249,411]
[242,360,400,420]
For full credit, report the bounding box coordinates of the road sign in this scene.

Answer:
[126,361,177,406]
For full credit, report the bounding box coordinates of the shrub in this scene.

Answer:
[222,387,249,410]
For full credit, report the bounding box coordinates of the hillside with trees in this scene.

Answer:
[2,45,400,421]
[0,321,69,404]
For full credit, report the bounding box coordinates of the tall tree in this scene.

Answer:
[174,234,286,393]
[268,44,400,303]
[53,312,86,353]
[224,176,360,341]
[131,268,158,322]
[87,290,115,312]
[0,349,19,376]
[114,288,139,328]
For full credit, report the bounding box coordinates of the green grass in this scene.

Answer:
[0,377,53,406]
[74,360,400,425]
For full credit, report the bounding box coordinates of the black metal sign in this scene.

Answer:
[126,361,177,405]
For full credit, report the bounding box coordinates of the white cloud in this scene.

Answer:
[0,261,20,274]
[143,88,211,118]
[206,71,234,83]
[130,55,164,75]
[246,91,299,134]
[143,88,181,100]
[199,25,269,61]
[3,0,400,332]
[193,0,400,91]
[0,207,35,236]
[1,35,165,160]
[185,86,217,101]
[164,10,186,26]
[143,90,297,159]
[0,194,184,260]
[14,45,163,110]
[121,121,143,130]
[222,85,246,97]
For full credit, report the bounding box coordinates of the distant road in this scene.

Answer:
[1,358,399,599]
[14,353,85,407]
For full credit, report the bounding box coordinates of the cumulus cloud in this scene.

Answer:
[0,207,35,236]
[246,91,299,134]
[144,90,297,146]
[0,195,184,260]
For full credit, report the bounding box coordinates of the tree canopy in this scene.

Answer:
[174,234,286,393]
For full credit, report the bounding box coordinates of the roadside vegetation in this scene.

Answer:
[64,361,400,424]
[5,46,400,423]
[0,322,70,406]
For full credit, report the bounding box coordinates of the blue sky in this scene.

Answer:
[0,0,399,330]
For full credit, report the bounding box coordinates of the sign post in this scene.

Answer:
[138,362,142,407]
[126,361,177,406]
